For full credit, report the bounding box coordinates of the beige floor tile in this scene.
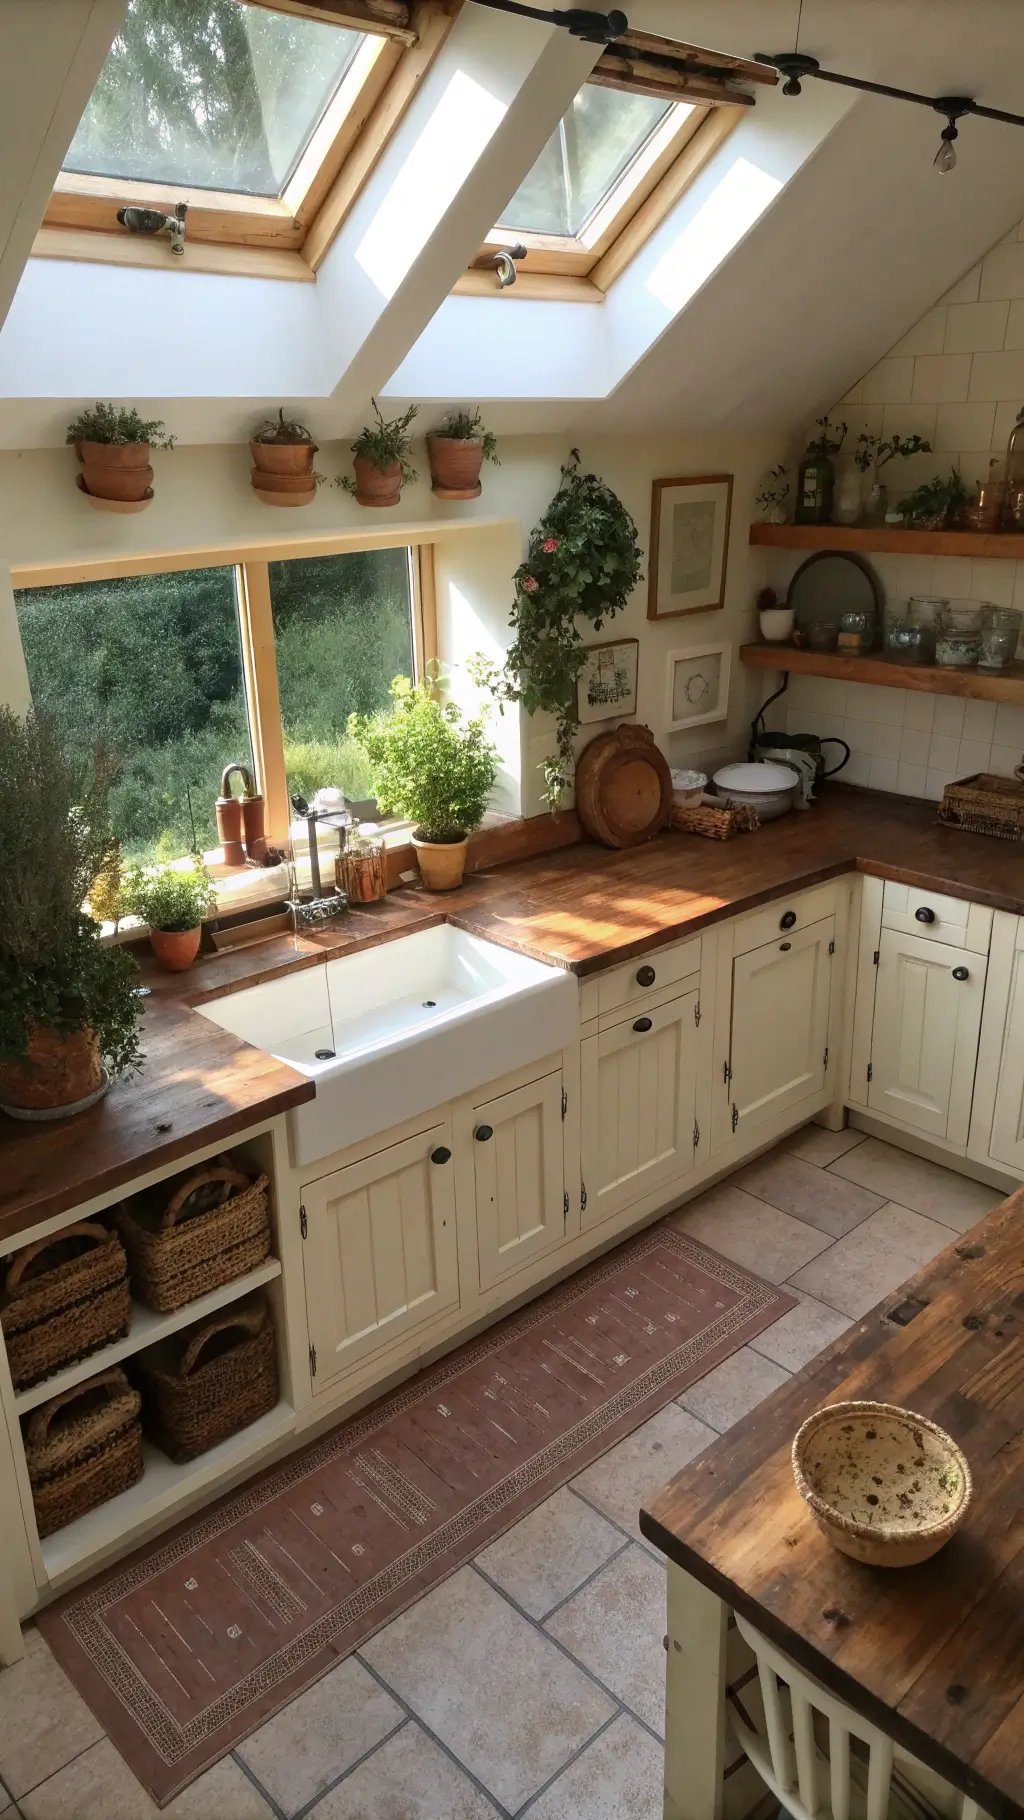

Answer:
[237,1656,403,1816]
[0,1626,104,1799]
[167,1755,278,1818]
[545,1544,666,1734]
[308,1723,496,1819]
[782,1124,867,1168]
[669,1184,831,1283]
[828,1138,1002,1233]
[475,1486,624,1618]
[731,1149,883,1237]
[359,1566,613,1812]
[749,1290,854,1373]
[21,1739,276,1820]
[525,1714,662,1820]
[789,1203,956,1318]
[571,1402,715,1545]
[677,1346,791,1434]
[858,1200,960,1267]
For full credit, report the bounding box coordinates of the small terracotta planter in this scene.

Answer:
[150,926,202,970]
[427,434,484,500]
[0,1026,102,1114]
[249,438,317,477]
[353,457,403,508]
[78,440,153,504]
[411,833,469,892]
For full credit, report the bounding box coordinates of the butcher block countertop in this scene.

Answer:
[3,785,1024,1240]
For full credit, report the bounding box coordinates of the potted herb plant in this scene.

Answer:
[0,708,142,1117]
[121,859,217,971]
[854,431,932,526]
[340,401,418,508]
[899,469,968,530]
[351,669,498,891]
[66,402,175,510]
[427,408,499,499]
[250,408,319,507]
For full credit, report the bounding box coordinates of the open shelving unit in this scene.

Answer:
[749,523,1024,558]
[740,643,1024,702]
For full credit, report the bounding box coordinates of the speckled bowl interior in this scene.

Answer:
[792,1401,972,1566]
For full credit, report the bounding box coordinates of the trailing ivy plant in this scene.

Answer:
[470,450,642,806]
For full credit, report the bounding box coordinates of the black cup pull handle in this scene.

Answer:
[916,906,936,924]
[633,1016,653,1033]
[779,910,797,930]
[636,964,656,987]
[475,1125,494,1142]
[430,1146,452,1164]
[952,966,970,981]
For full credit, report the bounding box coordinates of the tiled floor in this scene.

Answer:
[0,1131,1002,1820]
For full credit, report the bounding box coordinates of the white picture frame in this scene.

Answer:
[648,473,733,619]
[577,638,639,725]
[665,642,732,733]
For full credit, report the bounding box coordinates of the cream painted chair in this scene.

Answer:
[727,1611,992,1820]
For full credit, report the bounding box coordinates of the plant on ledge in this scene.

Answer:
[854,430,932,526]
[427,407,500,498]
[0,707,142,1117]
[250,407,321,506]
[351,667,498,892]
[899,468,969,530]
[470,449,642,806]
[66,402,175,509]
[339,400,418,509]
[121,858,217,972]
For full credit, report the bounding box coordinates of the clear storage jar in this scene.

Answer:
[979,606,1022,669]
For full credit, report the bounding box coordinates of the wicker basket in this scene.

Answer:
[24,1367,143,1538]
[938,770,1024,841]
[137,1296,278,1463]
[670,801,760,840]
[1,1223,131,1390]
[117,1155,271,1313]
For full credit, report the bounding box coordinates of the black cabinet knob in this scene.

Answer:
[779,910,797,930]
[916,906,936,924]
[475,1125,494,1142]
[636,964,656,987]
[633,1016,653,1032]
[779,941,792,952]
[952,966,969,981]
[430,1146,452,1164]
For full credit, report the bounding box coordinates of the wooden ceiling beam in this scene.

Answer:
[237,0,416,44]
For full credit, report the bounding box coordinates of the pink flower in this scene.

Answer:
[542,536,560,552]
[522,575,539,592]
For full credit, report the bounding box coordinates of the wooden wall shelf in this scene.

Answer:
[749,523,1024,559]
[740,643,1024,702]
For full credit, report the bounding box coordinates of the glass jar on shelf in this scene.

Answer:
[802,619,839,652]
[887,620,932,664]
[979,606,1023,670]
[837,606,876,655]
[335,825,388,903]
[961,460,1004,532]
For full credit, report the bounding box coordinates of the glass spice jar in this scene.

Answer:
[961,460,1004,532]
[979,606,1023,669]
[837,607,876,655]
[887,620,931,663]
[803,619,839,652]
[336,827,388,903]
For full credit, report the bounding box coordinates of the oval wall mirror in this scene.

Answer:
[786,551,883,629]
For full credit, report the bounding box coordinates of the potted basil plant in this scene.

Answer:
[121,859,217,971]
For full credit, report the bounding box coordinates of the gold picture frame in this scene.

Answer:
[647,473,733,620]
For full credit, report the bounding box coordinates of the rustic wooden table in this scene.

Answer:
[641,1189,1024,1820]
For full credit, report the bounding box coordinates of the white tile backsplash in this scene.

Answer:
[991,743,1023,775]
[943,300,1010,353]
[869,757,900,791]
[932,696,966,738]
[957,739,993,776]
[860,721,902,760]
[911,353,972,403]
[899,726,932,765]
[929,733,961,769]
[931,556,975,594]
[897,762,927,796]
[903,693,936,732]
[969,558,1017,606]
[994,702,1024,747]
[962,699,997,742]
[933,402,997,452]
[925,766,957,799]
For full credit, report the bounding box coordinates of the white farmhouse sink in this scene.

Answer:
[195,924,579,1164]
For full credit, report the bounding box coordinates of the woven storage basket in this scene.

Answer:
[137,1296,277,1463]
[1,1223,131,1390]
[25,1366,143,1538]
[938,770,1024,841]
[117,1155,271,1313]
[670,801,760,840]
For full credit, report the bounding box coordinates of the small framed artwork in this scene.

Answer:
[648,473,733,619]
[577,638,639,725]
[665,642,731,733]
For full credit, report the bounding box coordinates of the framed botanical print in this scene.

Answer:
[665,642,731,732]
[648,474,733,619]
[577,638,639,725]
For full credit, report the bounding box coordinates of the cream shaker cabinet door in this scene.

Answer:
[301,1122,459,1390]
[580,990,699,1229]
[472,1071,566,1290]
[984,921,1024,1171]
[725,917,834,1140]
[867,930,986,1144]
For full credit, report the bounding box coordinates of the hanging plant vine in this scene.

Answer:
[470,450,642,806]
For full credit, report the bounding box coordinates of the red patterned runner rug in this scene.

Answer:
[39,1221,793,1804]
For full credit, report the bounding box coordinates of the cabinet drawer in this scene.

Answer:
[732,881,840,959]
[881,880,992,953]
[584,934,702,1020]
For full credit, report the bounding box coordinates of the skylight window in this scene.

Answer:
[64,0,365,198]
[498,88,676,239]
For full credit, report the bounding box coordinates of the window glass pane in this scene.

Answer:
[267,549,415,804]
[64,0,363,197]
[14,568,252,863]
[498,87,674,236]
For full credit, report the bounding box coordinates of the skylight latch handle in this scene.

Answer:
[116,199,188,257]
[492,244,527,288]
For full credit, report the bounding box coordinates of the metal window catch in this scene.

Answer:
[492,243,528,288]
[117,199,188,255]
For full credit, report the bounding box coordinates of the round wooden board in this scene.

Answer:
[575,724,673,847]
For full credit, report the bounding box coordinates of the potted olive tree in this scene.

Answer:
[427,408,499,499]
[66,402,174,510]
[250,408,319,507]
[340,401,418,508]
[352,670,498,891]
[0,708,142,1117]
[121,859,217,970]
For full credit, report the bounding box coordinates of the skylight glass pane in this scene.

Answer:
[497,87,674,237]
[64,0,363,198]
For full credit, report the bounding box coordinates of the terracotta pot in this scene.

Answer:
[411,833,469,892]
[248,467,317,494]
[427,434,484,500]
[249,439,317,476]
[150,926,202,970]
[353,457,402,508]
[0,1026,101,1112]
[216,793,246,866]
[78,440,153,503]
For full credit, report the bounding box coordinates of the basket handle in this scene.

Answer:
[162,1163,250,1230]
[180,1304,266,1377]
[24,1367,129,1451]
[5,1222,112,1294]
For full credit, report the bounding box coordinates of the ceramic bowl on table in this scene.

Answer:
[670,768,707,807]
[711,761,801,821]
[792,1399,972,1567]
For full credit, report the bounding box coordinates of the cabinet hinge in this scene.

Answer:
[823,1046,829,1071]
[694,999,701,1027]
[563,1189,570,1222]
[828,939,835,956]
[561,1087,567,1120]
[731,1102,739,1133]
[308,1342,317,1378]
[693,1121,700,1150]
[867,1062,873,1082]
[580,1180,588,1214]
[723,1060,732,1086]
[873,949,880,966]
[299,1203,307,1240]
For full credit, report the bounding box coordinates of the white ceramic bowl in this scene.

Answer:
[712,761,800,821]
